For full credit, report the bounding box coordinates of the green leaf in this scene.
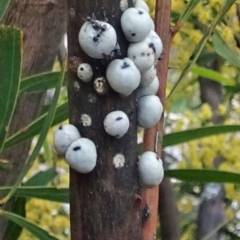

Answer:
[0,0,11,20]
[163,125,240,147]
[178,0,201,22]
[168,0,236,99]
[3,198,26,240]
[191,65,235,86]
[212,30,240,69]
[0,187,69,203]
[20,72,62,93]
[0,62,66,205]
[24,168,58,186]
[165,169,240,184]
[3,102,68,150]
[0,210,58,240]
[0,26,22,153]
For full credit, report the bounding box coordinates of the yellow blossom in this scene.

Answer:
[198,103,213,122]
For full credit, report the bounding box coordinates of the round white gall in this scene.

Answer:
[137,95,163,128]
[106,58,141,96]
[138,151,164,188]
[133,0,149,12]
[137,76,159,98]
[128,38,155,72]
[53,124,81,155]
[140,65,157,87]
[77,63,93,82]
[146,30,163,63]
[104,111,130,138]
[121,8,152,42]
[65,138,97,173]
[79,21,117,59]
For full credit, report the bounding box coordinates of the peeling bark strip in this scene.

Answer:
[67,1,143,239]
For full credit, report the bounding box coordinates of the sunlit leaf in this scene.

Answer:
[163,125,240,147]
[212,30,240,69]
[191,65,235,86]
[165,169,240,184]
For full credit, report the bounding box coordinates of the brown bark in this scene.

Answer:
[0,0,66,238]
[141,1,173,239]
[67,1,142,239]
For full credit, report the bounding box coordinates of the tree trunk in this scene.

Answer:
[196,59,225,240]
[0,0,66,238]
[67,1,142,239]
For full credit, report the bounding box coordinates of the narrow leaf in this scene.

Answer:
[0,62,66,204]
[0,210,58,240]
[168,0,236,99]
[4,102,68,150]
[24,168,58,186]
[0,187,69,203]
[191,65,235,86]
[0,26,22,153]
[3,198,26,240]
[178,0,201,22]
[165,169,240,184]
[0,0,11,20]
[20,72,62,93]
[212,30,240,69]
[163,125,240,147]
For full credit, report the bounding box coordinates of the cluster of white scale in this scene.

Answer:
[53,0,164,188]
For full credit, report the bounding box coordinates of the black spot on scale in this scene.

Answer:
[80,67,84,71]
[59,125,63,130]
[121,62,130,69]
[148,43,156,54]
[116,116,123,121]
[156,155,159,160]
[138,10,144,14]
[73,146,81,151]
[131,33,136,37]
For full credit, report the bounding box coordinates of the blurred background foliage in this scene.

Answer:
[2,0,240,239]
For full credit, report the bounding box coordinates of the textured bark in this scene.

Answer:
[67,1,142,239]
[0,0,66,238]
[196,59,225,240]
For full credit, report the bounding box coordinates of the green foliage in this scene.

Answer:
[165,169,240,184]
[20,72,62,93]
[163,125,240,147]
[0,210,59,240]
[0,0,11,21]
[0,26,21,153]
[4,101,68,150]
